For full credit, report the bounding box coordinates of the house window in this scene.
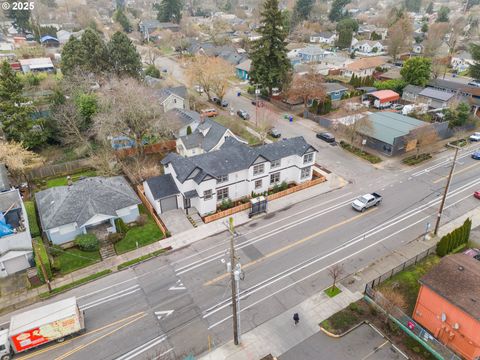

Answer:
[204,189,212,200]
[270,159,281,169]
[255,179,262,189]
[301,167,311,179]
[217,187,229,201]
[253,163,265,176]
[217,175,228,184]
[270,172,280,185]
[303,153,314,164]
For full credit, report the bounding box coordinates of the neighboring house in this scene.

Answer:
[40,35,60,47]
[427,79,480,116]
[357,25,388,40]
[451,51,475,72]
[402,85,424,103]
[377,68,401,81]
[0,164,10,192]
[144,137,317,216]
[139,19,161,39]
[322,83,348,101]
[357,111,432,156]
[155,86,189,112]
[35,177,141,245]
[236,59,251,80]
[171,109,202,137]
[412,254,480,360]
[18,58,54,73]
[309,31,337,45]
[0,189,33,277]
[342,57,388,78]
[56,29,83,44]
[176,117,245,157]
[352,40,385,55]
[417,88,456,109]
[412,43,424,54]
[295,46,332,64]
[187,42,247,65]
[315,55,353,75]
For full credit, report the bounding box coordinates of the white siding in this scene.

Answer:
[144,181,161,215]
[162,94,185,112]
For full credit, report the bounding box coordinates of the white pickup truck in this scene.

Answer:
[352,193,382,212]
[469,132,480,142]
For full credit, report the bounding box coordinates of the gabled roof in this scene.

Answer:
[35,177,141,230]
[418,88,454,102]
[0,189,21,213]
[322,82,348,93]
[403,85,423,96]
[236,59,252,72]
[145,174,180,200]
[419,254,480,321]
[370,90,400,102]
[179,118,231,151]
[345,57,388,71]
[169,108,201,128]
[155,86,187,103]
[298,46,329,56]
[162,137,317,184]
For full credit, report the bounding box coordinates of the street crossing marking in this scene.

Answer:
[169,279,186,290]
[154,310,174,321]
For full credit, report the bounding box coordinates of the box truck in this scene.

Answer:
[0,297,85,359]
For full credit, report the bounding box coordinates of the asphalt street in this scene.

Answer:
[1,137,478,360]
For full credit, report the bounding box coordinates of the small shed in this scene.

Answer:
[368,90,400,109]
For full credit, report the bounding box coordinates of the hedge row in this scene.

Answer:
[436,218,472,257]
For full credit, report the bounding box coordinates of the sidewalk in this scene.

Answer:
[199,208,480,360]
[0,171,346,313]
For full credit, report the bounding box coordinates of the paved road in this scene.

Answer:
[3,140,479,360]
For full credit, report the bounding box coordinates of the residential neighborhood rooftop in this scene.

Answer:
[345,56,388,71]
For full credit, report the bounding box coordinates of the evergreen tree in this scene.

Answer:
[425,1,434,14]
[470,44,480,81]
[7,1,31,32]
[60,36,85,75]
[249,0,291,97]
[328,0,351,22]
[0,62,38,148]
[436,6,449,22]
[155,0,183,24]
[114,8,132,33]
[108,32,142,78]
[81,29,110,74]
[292,0,315,26]
[336,18,357,49]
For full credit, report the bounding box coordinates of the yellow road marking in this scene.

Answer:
[433,162,479,184]
[204,209,376,286]
[17,311,146,360]
[55,313,147,360]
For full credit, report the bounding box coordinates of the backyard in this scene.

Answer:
[213,115,262,145]
[33,169,97,190]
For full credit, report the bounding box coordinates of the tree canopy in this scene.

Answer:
[336,18,358,49]
[109,32,142,78]
[114,8,132,33]
[249,0,291,96]
[443,103,471,128]
[155,0,183,24]
[400,57,432,86]
[292,0,315,26]
[328,0,351,22]
[436,6,449,22]
[470,44,480,81]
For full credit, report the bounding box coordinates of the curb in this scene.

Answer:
[320,319,368,338]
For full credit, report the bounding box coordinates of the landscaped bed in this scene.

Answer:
[339,141,382,164]
[114,205,164,254]
[402,153,432,166]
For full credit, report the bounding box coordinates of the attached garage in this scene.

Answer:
[143,174,181,215]
[159,196,178,213]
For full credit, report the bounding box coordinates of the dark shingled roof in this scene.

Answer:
[145,174,180,200]
[179,118,230,151]
[155,86,187,103]
[35,177,141,230]
[419,254,480,321]
[162,137,316,184]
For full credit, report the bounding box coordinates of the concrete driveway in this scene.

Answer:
[279,323,408,360]
[160,209,194,235]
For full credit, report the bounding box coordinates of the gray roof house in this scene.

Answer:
[144,137,318,216]
[402,85,424,103]
[417,88,455,109]
[0,189,32,277]
[155,86,189,112]
[176,117,246,157]
[36,177,141,245]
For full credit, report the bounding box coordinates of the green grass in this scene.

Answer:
[402,153,432,166]
[320,301,365,334]
[117,249,167,270]
[324,285,342,297]
[448,138,468,148]
[53,248,101,275]
[24,201,40,237]
[33,238,52,282]
[339,141,382,164]
[379,255,440,314]
[114,206,164,254]
[213,115,261,145]
[404,336,436,359]
[45,169,97,188]
[39,270,112,299]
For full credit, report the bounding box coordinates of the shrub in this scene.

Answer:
[145,64,161,78]
[107,232,124,244]
[74,234,99,252]
[136,214,148,226]
[115,218,128,234]
[219,199,233,211]
[436,218,471,256]
[279,181,288,191]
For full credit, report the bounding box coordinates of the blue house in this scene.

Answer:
[322,83,348,101]
[235,59,251,80]
[297,46,331,64]
[40,35,59,47]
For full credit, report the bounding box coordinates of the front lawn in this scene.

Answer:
[114,206,164,254]
[53,248,101,275]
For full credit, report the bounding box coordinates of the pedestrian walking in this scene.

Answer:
[293,312,299,326]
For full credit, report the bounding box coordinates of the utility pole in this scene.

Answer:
[434,145,460,235]
[228,217,240,345]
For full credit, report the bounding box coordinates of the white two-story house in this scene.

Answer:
[144,137,317,216]
[352,40,385,56]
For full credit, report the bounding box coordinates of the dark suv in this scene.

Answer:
[316,132,335,143]
[212,97,229,107]
[237,110,250,120]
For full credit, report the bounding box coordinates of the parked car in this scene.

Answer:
[212,97,229,107]
[316,132,335,143]
[352,192,382,212]
[474,191,480,199]
[201,108,218,117]
[268,128,281,138]
[391,104,404,111]
[469,132,480,141]
[472,150,480,160]
[468,80,480,88]
[237,110,250,120]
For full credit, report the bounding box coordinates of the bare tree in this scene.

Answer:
[387,16,413,61]
[379,288,407,324]
[0,141,43,182]
[51,101,92,151]
[423,23,449,57]
[93,78,180,155]
[286,72,326,115]
[340,116,374,145]
[256,108,276,144]
[141,46,161,66]
[407,125,439,159]
[328,263,344,292]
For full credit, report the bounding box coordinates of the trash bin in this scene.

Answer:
[289,116,293,122]
[237,91,241,96]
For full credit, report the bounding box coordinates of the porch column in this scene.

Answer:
[110,218,117,233]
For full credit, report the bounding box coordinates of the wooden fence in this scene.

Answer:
[202,171,326,223]
[26,159,92,181]
[115,141,176,159]
[136,185,168,235]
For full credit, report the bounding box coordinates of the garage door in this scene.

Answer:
[4,255,30,275]
[160,196,178,213]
